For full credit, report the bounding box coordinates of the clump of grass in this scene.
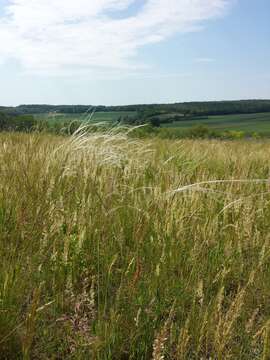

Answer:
[1,130,270,359]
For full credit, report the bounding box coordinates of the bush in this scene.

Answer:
[183,125,219,139]
[221,130,246,140]
[0,112,37,132]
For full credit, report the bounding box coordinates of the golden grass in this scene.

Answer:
[1,131,270,359]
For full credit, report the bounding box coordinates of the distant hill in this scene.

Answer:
[1,100,270,117]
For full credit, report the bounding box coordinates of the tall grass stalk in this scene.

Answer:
[1,131,270,358]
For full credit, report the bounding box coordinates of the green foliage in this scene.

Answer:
[183,125,217,138]
[149,117,161,127]
[221,130,245,140]
[251,132,261,139]
[0,112,37,132]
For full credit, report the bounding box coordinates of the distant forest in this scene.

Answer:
[1,99,270,117]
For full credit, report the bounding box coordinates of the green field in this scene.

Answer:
[35,111,136,123]
[36,111,270,135]
[162,112,270,134]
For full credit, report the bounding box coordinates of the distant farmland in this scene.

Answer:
[35,111,270,136]
[161,112,270,135]
[35,111,137,123]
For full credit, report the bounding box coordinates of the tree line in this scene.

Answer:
[1,99,270,116]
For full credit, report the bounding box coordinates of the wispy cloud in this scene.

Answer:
[0,0,231,75]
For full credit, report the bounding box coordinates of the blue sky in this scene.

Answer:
[0,0,269,106]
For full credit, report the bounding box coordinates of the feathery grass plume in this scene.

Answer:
[152,302,176,360]
[216,286,246,357]
[262,321,270,360]
[196,307,209,357]
[246,308,260,334]
[57,275,97,355]
[21,287,42,360]
[176,318,191,359]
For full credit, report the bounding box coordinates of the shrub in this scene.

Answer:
[0,112,37,132]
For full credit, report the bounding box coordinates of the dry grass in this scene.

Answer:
[1,130,270,359]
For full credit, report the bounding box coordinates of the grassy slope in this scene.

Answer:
[1,132,270,359]
[162,112,270,134]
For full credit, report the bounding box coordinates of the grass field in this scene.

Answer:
[162,112,270,135]
[2,130,270,359]
[35,111,136,124]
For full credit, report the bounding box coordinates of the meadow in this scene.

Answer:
[1,129,270,359]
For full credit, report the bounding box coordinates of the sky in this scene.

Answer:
[0,0,269,106]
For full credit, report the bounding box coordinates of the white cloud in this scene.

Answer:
[0,0,231,75]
